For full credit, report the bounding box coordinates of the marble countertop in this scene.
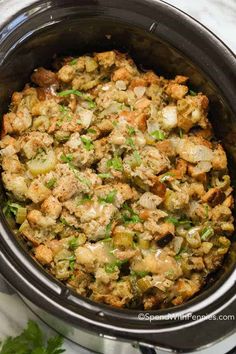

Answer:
[0,1,235,353]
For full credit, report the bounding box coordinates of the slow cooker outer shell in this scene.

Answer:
[0,0,235,351]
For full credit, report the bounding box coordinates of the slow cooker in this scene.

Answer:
[0,0,235,353]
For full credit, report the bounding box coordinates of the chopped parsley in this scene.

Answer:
[179,128,183,138]
[58,89,83,97]
[56,105,72,126]
[87,99,96,109]
[81,136,94,151]
[105,259,128,273]
[107,156,123,171]
[78,194,92,204]
[132,151,142,165]
[121,203,141,224]
[69,58,78,65]
[77,175,91,187]
[68,238,79,251]
[60,153,73,163]
[68,255,76,271]
[105,222,112,238]
[189,89,197,96]
[87,128,97,134]
[126,137,135,149]
[127,126,135,136]
[151,130,165,140]
[45,178,57,189]
[99,190,116,204]
[60,218,71,227]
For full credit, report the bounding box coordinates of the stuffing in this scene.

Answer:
[0,50,233,311]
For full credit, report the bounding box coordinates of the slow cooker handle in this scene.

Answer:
[139,345,156,354]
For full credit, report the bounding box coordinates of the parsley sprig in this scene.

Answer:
[0,320,65,354]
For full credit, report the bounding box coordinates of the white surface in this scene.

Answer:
[0,0,235,353]
[166,0,236,52]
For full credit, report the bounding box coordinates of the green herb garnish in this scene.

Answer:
[0,320,65,354]
[105,259,128,273]
[69,255,76,271]
[58,89,83,97]
[60,153,73,163]
[179,128,183,138]
[151,130,165,140]
[45,178,57,189]
[60,218,71,227]
[189,90,197,96]
[81,136,94,151]
[121,203,141,224]
[132,151,142,165]
[69,58,78,65]
[126,137,135,149]
[87,99,96,109]
[105,222,112,238]
[68,237,78,251]
[99,190,116,204]
[78,194,92,204]
[107,156,123,171]
[59,105,72,121]
[87,128,97,134]
[127,126,135,136]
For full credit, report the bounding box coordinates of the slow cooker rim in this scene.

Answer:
[0,0,235,337]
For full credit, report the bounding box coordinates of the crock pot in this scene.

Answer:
[0,1,235,353]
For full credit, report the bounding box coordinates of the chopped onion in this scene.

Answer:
[139,192,162,209]
[191,108,201,122]
[177,139,213,163]
[190,161,212,176]
[66,132,81,149]
[134,86,146,99]
[115,80,127,90]
[102,84,111,91]
[100,102,123,117]
[79,109,93,128]
[0,145,16,156]
[161,106,177,129]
